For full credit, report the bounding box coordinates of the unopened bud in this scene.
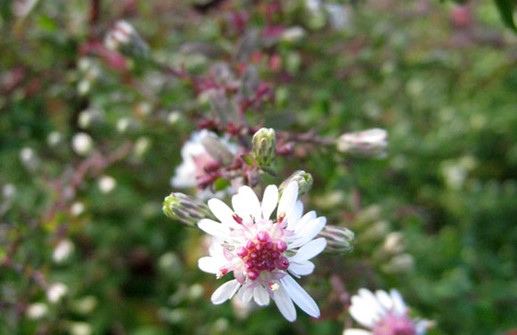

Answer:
[318,225,354,253]
[382,253,414,274]
[104,20,150,60]
[252,128,276,168]
[382,232,405,255]
[336,128,388,159]
[201,134,234,165]
[360,220,390,242]
[163,193,213,226]
[279,170,313,197]
[72,132,94,156]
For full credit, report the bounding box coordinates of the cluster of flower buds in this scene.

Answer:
[336,128,388,159]
[352,205,414,274]
[162,192,214,227]
[251,128,276,169]
[104,20,150,60]
[317,225,354,253]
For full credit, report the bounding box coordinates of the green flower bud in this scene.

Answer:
[163,193,213,227]
[318,225,354,253]
[252,128,276,168]
[279,170,313,197]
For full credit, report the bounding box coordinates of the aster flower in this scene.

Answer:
[171,130,236,194]
[198,182,327,322]
[344,288,431,335]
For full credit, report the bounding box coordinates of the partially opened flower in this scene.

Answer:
[344,288,431,335]
[198,182,327,322]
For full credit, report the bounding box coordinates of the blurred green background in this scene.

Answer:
[1,1,516,334]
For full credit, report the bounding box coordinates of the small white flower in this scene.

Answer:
[47,283,68,303]
[344,289,431,335]
[198,182,327,322]
[26,303,48,319]
[98,175,116,194]
[72,132,94,156]
[171,130,236,192]
[53,239,74,263]
[70,201,85,217]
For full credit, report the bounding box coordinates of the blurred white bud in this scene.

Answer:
[70,201,85,217]
[2,184,17,200]
[98,175,116,194]
[78,108,103,129]
[212,318,230,334]
[361,220,390,242]
[383,232,405,255]
[72,132,94,156]
[382,253,415,274]
[47,131,62,147]
[231,298,256,320]
[69,322,92,335]
[187,283,204,301]
[26,303,48,320]
[20,147,38,170]
[53,239,74,264]
[47,283,68,303]
[134,137,151,158]
[77,80,91,96]
[167,111,181,125]
[135,102,152,117]
[117,117,131,134]
[104,20,150,60]
[281,27,306,43]
[72,296,97,315]
[337,128,388,159]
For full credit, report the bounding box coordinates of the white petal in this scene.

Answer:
[286,201,304,230]
[211,280,241,305]
[288,261,315,276]
[253,286,270,306]
[198,219,230,238]
[278,182,298,218]
[290,217,327,248]
[291,238,327,262]
[261,185,278,219]
[232,186,262,221]
[349,304,378,328]
[375,290,393,311]
[198,256,226,274]
[281,275,320,318]
[390,289,407,315]
[273,284,297,322]
[208,199,235,224]
[290,210,316,231]
[343,329,372,335]
[236,285,253,303]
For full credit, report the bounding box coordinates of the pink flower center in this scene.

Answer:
[236,230,289,281]
[372,313,417,335]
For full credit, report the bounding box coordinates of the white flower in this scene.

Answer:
[337,128,388,159]
[53,239,74,263]
[344,289,431,335]
[198,182,327,322]
[171,130,236,192]
[72,132,94,156]
[47,283,68,303]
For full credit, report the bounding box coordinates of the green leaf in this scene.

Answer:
[494,0,517,31]
[213,177,230,191]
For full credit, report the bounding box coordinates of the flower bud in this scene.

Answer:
[47,283,68,303]
[201,134,235,165]
[381,253,415,274]
[252,128,276,168]
[104,20,150,60]
[382,232,405,255]
[318,225,354,253]
[163,192,213,227]
[279,170,313,197]
[72,132,94,156]
[336,128,388,159]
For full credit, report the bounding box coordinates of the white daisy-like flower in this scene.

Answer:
[171,130,236,193]
[344,288,431,335]
[198,182,327,322]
